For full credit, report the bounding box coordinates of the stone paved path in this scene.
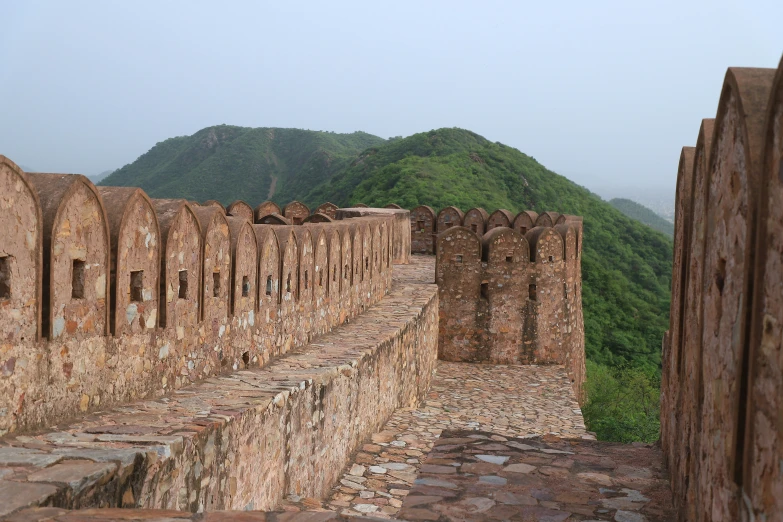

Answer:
[319,362,591,518]
[399,430,674,521]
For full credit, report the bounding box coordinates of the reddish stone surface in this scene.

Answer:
[314,202,338,219]
[410,206,436,255]
[398,430,675,522]
[254,201,281,222]
[512,210,538,236]
[462,208,488,237]
[436,207,463,235]
[226,200,254,223]
[283,201,310,226]
[486,209,514,230]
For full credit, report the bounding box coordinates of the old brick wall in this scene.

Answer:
[662,60,783,522]
[226,200,254,223]
[254,201,280,222]
[463,207,488,236]
[283,201,310,225]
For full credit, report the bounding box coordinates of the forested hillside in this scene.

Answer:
[101,125,385,204]
[307,129,672,371]
[610,198,674,237]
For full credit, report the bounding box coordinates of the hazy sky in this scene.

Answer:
[1,1,781,200]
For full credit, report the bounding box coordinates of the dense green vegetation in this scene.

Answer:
[101,125,385,204]
[105,126,672,443]
[582,361,661,442]
[306,129,672,371]
[610,198,673,237]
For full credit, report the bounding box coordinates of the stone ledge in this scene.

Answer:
[0,271,438,518]
[5,507,395,521]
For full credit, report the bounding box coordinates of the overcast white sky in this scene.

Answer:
[1,0,781,200]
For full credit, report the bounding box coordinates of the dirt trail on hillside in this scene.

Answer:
[267,175,277,199]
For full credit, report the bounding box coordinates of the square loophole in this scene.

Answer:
[0,256,11,299]
[454,254,463,264]
[178,270,188,299]
[213,272,221,297]
[71,260,86,299]
[130,270,143,302]
[242,275,250,297]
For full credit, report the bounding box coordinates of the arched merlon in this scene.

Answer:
[151,199,202,330]
[283,201,310,225]
[26,173,111,339]
[463,208,489,236]
[202,200,226,213]
[513,210,538,235]
[255,201,281,222]
[487,209,514,229]
[303,213,333,224]
[437,206,464,233]
[226,200,254,223]
[192,206,231,323]
[481,226,530,265]
[535,212,561,228]
[272,226,299,304]
[554,224,577,262]
[97,186,161,335]
[258,213,291,225]
[525,226,564,263]
[315,202,338,219]
[384,203,402,209]
[0,155,43,342]
[742,55,783,515]
[696,66,774,521]
[226,216,257,316]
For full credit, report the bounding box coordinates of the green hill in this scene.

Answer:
[307,128,672,370]
[101,125,386,204]
[609,198,673,237]
[105,126,671,371]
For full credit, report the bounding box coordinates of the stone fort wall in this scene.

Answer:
[661,59,783,521]
[408,205,585,402]
[0,158,410,436]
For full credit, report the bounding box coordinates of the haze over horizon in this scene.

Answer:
[1,0,781,205]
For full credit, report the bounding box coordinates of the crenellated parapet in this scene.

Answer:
[432,211,585,401]
[662,57,783,521]
[0,155,403,435]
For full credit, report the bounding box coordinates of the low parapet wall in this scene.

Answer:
[0,156,399,435]
[0,270,438,516]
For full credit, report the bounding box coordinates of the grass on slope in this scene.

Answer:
[306,128,672,372]
[610,198,674,237]
[101,125,385,205]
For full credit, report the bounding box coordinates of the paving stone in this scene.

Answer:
[26,460,117,494]
[0,481,58,517]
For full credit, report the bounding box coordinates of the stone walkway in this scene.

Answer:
[318,362,590,518]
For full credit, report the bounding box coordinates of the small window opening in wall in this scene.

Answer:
[304,270,309,290]
[529,284,537,301]
[365,258,369,271]
[242,276,250,297]
[266,275,272,296]
[506,254,514,263]
[564,282,568,297]
[495,223,503,228]
[480,282,489,299]
[286,273,292,293]
[212,272,221,297]
[548,255,554,262]
[417,219,425,231]
[293,217,303,225]
[521,227,527,234]
[130,270,144,302]
[715,258,727,295]
[178,270,188,299]
[319,269,323,287]
[71,260,86,299]
[344,264,349,279]
[471,224,478,233]
[455,254,463,263]
[333,266,337,282]
[242,351,250,367]
[0,256,11,299]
